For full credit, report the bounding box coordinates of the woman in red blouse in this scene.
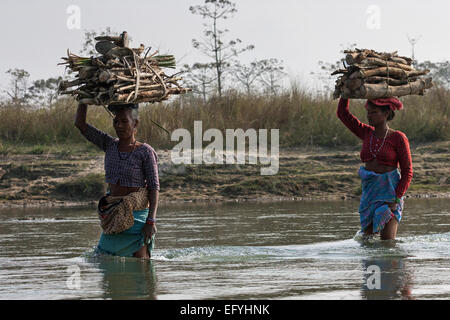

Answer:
[337,97,413,240]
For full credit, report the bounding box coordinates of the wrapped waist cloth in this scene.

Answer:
[96,209,155,258]
[97,188,149,234]
[358,166,404,233]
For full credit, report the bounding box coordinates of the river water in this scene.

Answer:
[0,198,449,300]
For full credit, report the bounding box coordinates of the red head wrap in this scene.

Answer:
[365,97,403,111]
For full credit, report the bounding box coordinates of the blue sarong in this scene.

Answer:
[358,166,404,233]
[96,209,155,257]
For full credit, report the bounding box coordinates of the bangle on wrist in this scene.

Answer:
[146,217,156,225]
[395,197,401,204]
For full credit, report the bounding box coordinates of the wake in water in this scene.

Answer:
[150,231,450,263]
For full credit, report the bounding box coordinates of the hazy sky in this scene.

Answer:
[0,0,449,94]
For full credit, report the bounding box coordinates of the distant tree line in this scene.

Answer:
[3,68,62,107]
[1,1,449,108]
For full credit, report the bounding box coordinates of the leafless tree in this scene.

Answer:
[5,68,30,105]
[182,63,217,101]
[257,59,286,96]
[232,60,264,95]
[190,0,254,97]
[27,77,63,107]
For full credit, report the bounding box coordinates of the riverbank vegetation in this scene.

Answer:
[0,85,449,154]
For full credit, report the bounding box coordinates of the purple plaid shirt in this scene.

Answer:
[82,124,160,191]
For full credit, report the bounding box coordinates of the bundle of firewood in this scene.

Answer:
[332,49,433,99]
[58,31,191,105]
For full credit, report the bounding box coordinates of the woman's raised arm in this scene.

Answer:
[74,103,88,134]
[337,98,373,140]
[74,103,115,152]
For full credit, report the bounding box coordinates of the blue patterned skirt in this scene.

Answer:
[358,166,404,233]
[96,209,155,257]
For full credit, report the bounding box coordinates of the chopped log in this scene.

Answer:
[59,79,84,90]
[352,78,433,99]
[350,67,429,80]
[344,48,413,65]
[346,50,399,65]
[121,32,129,48]
[333,88,341,99]
[390,57,409,65]
[95,35,122,44]
[345,52,369,65]
[344,79,363,91]
[98,70,114,83]
[408,70,431,78]
[78,67,98,80]
[95,31,129,48]
[364,76,412,86]
[95,40,117,55]
[360,57,414,71]
[342,87,354,98]
[396,55,413,65]
[349,67,406,79]
[331,69,348,76]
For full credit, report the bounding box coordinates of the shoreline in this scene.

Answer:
[1,141,449,209]
[1,192,450,209]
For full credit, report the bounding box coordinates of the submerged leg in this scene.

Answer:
[133,245,150,259]
[380,218,399,240]
[364,223,373,235]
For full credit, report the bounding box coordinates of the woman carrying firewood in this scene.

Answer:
[337,97,413,240]
[75,102,159,259]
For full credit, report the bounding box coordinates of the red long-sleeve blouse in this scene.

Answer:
[337,98,413,198]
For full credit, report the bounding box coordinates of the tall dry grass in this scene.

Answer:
[0,86,448,151]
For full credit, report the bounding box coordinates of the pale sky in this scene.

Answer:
[0,0,449,94]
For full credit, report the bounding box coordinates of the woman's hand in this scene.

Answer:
[142,223,157,245]
[386,202,398,212]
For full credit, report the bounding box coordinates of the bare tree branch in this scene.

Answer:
[189,0,254,97]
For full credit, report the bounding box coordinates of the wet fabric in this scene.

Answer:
[358,166,404,233]
[96,209,155,257]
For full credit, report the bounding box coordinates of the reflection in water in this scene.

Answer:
[360,241,414,300]
[87,254,157,300]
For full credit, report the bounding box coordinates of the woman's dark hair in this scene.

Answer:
[112,107,139,121]
[368,102,395,121]
[108,103,140,121]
